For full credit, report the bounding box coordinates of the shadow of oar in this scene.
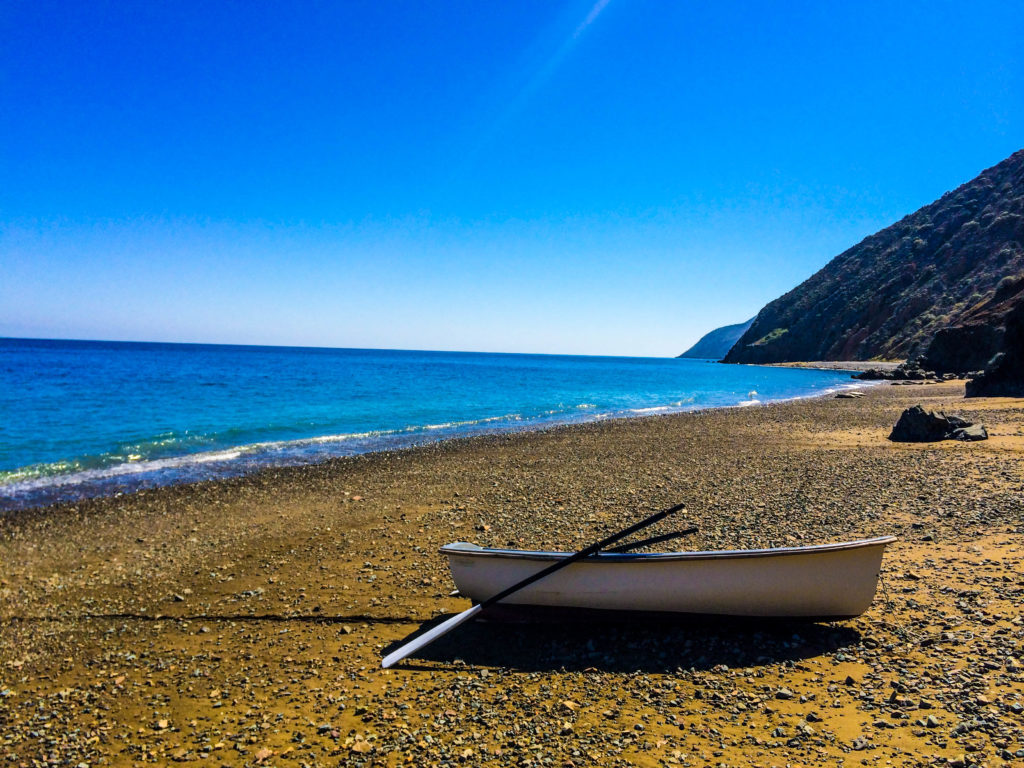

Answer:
[3,612,422,625]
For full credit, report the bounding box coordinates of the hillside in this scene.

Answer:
[724,149,1024,366]
[678,318,754,359]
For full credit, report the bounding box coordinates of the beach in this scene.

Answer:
[2,381,1022,767]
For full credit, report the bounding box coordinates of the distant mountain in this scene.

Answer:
[724,149,1024,367]
[678,318,754,360]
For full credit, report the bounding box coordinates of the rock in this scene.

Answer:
[921,325,1003,375]
[888,405,987,442]
[854,368,894,381]
[887,405,950,441]
[776,687,795,700]
[950,424,988,441]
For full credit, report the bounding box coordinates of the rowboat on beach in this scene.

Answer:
[440,536,896,621]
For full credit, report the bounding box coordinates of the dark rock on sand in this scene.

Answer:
[888,405,988,442]
[949,424,989,441]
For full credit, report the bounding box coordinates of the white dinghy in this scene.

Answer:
[440,536,896,620]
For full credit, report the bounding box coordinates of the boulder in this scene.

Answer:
[950,424,988,441]
[888,405,987,442]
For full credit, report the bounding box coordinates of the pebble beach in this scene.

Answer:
[2,381,1023,767]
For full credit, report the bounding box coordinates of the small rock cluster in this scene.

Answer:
[856,358,977,383]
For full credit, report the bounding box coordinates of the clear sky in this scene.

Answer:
[2,1,1021,356]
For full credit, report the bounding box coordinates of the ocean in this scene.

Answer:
[0,338,860,511]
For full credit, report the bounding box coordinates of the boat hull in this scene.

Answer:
[440,537,895,620]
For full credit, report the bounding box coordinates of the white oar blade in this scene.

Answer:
[381,603,483,669]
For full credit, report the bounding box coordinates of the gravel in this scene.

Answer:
[2,381,1022,766]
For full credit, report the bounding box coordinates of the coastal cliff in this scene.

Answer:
[966,291,1024,396]
[723,149,1024,367]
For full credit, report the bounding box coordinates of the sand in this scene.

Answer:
[2,381,1023,767]
[764,361,904,372]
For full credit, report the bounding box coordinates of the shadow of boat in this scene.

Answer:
[385,609,862,673]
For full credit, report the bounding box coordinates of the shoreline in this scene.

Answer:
[2,380,1023,766]
[0,368,864,514]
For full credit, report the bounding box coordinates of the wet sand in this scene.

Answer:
[2,382,1023,767]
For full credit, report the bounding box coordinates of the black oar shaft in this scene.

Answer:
[381,501,686,668]
[480,502,686,608]
[605,526,699,554]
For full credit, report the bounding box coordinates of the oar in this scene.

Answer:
[605,526,698,554]
[381,501,686,668]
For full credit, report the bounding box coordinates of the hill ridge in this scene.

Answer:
[724,149,1024,365]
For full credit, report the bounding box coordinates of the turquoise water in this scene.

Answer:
[0,338,859,510]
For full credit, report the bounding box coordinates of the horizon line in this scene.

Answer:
[0,334,688,361]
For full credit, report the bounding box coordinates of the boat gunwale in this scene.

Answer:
[439,535,896,562]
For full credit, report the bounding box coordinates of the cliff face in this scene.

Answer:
[920,273,1024,373]
[966,292,1024,397]
[724,150,1024,365]
[678,318,754,360]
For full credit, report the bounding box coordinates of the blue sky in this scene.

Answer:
[2,1,1021,356]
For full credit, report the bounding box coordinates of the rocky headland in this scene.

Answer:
[722,149,1024,373]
